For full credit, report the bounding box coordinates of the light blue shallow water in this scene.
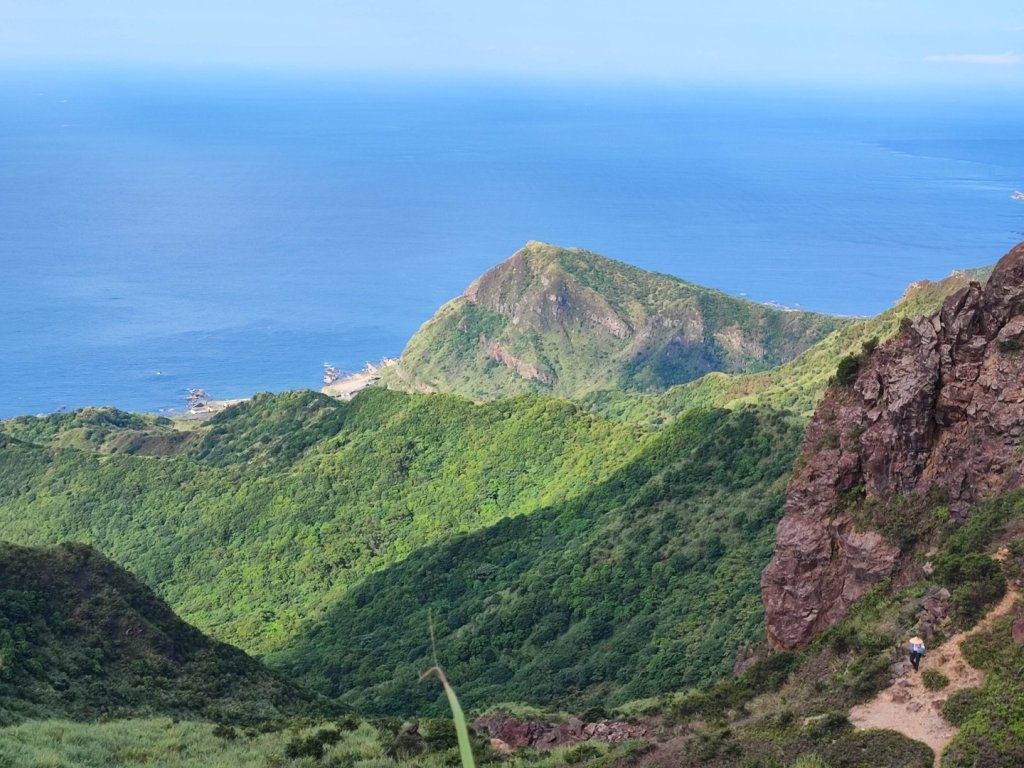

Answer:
[1,73,1023,418]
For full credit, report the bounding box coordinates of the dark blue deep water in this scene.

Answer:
[2,73,1023,417]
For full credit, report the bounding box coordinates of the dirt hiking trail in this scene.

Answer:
[848,587,1020,767]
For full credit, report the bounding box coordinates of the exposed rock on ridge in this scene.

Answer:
[465,244,634,340]
[762,242,1024,650]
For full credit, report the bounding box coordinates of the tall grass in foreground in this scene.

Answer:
[0,718,406,768]
[0,717,599,768]
[0,718,288,767]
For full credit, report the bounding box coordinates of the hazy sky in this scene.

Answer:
[2,1,1023,85]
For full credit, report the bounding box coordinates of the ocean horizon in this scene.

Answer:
[2,72,1023,418]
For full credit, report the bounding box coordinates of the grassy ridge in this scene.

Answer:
[582,265,991,425]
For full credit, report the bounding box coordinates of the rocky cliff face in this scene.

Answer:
[762,242,1024,650]
[473,713,654,749]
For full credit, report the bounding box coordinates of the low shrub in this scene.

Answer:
[1001,539,1024,580]
[944,737,1024,768]
[942,688,985,727]
[773,708,797,730]
[821,729,932,768]
[744,652,801,694]
[285,727,342,761]
[212,723,238,740]
[667,690,715,723]
[842,653,893,700]
[610,739,655,765]
[336,713,362,732]
[422,718,458,752]
[835,356,861,386]
[562,743,604,764]
[921,669,949,691]
[369,717,403,741]
[960,617,1017,673]
[933,552,1006,628]
[803,712,851,740]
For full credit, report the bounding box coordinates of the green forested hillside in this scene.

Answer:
[385,242,849,399]
[0,392,800,716]
[0,389,642,657]
[0,542,326,726]
[273,406,803,715]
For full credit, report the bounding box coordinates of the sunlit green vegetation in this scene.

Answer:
[0,716,606,768]
[0,395,803,717]
[0,389,643,658]
[275,406,804,714]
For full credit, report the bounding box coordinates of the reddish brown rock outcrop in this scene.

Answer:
[472,713,654,749]
[763,242,1024,650]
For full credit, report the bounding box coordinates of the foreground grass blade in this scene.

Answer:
[421,666,476,768]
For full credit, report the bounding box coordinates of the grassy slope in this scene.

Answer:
[0,719,312,768]
[0,542,326,726]
[385,242,849,400]
[0,389,643,656]
[582,266,992,425]
[0,715,617,768]
[273,406,803,715]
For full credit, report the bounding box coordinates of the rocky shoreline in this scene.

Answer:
[171,358,398,422]
[321,358,397,401]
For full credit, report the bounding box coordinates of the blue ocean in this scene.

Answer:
[1,73,1023,418]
